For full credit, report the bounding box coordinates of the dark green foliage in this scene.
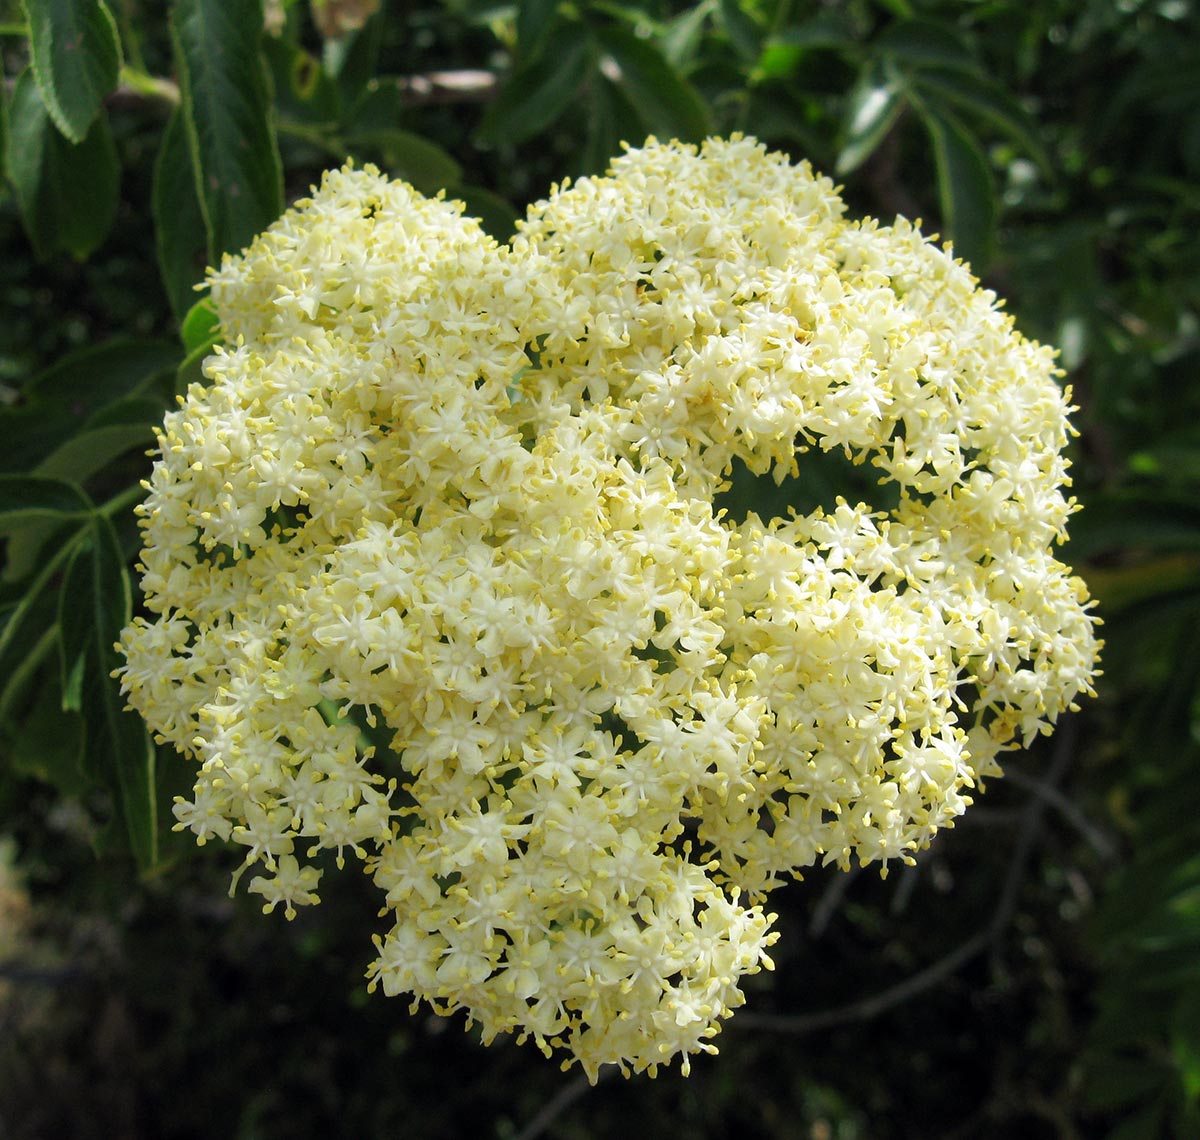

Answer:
[1,1,1199,1136]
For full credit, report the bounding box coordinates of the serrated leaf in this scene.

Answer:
[58,516,157,869]
[154,107,210,323]
[913,98,996,271]
[478,22,592,145]
[596,25,710,142]
[171,0,284,260]
[345,127,462,194]
[5,69,119,260]
[22,0,122,143]
[836,62,904,175]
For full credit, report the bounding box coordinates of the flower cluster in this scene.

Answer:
[117,137,1099,1078]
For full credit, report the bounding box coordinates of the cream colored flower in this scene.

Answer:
[118,137,1099,1080]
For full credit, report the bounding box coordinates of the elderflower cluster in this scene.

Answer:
[117,137,1098,1078]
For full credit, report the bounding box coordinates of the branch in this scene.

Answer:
[389,70,498,107]
[1003,764,1117,862]
[741,717,1083,1036]
[512,1066,616,1140]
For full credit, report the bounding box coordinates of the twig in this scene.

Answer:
[390,70,498,107]
[737,929,991,1036]
[511,1066,615,1140]
[741,717,1083,1036]
[1003,764,1117,861]
[808,862,862,939]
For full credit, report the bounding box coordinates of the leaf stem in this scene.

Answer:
[98,482,149,520]
[117,66,181,107]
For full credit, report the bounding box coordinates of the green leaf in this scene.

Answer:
[756,15,853,80]
[582,73,622,178]
[910,66,1053,177]
[0,514,88,693]
[171,0,284,260]
[2,663,88,794]
[1069,495,1200,560]
[180,296,221,356]
[454,184,520,242]
[0,41,9,184]
[912,97,996,271]
[0,474,91,533]
[58,516,157,869]
[771,13,854,51]
[261,34,342,128]
[478,22,592,145]
[177,337,217,394]
[34,422,157,483]
[875,18,977,73]
[22,0,121,143]
[5,68,119,259]
[0,338,178,473]
[345,127,463,194]
[661,0,712,69]
[836,61,905,175]
[515,0,560,62]
[153,106,210,323]
[717,0,761,62]
[0,477,95,590]
[326,5,384,99]
[596,24,710,142]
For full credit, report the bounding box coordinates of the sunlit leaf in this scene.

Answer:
[836,61,904,175]
[661,0,712,69]
[180,297,221,356]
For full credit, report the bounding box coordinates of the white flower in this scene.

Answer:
[117,137,1100,1081]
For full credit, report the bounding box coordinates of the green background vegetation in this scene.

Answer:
[1,0,1198,1136]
